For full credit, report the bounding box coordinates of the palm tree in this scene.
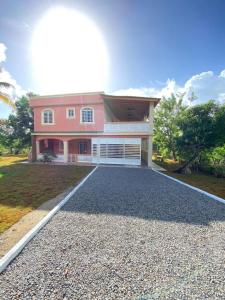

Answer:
[0,80,16,109]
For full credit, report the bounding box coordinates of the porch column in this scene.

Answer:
[148,136,153,167]
[63,141,68,163]
[36,140,40,160]
[149,103,154,134]
[148,102,154,167]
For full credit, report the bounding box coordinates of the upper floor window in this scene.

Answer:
[81,107,94,123]
[42,109,54,124]
[66,108,75,119]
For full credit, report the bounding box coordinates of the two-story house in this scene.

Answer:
[30,92,160,166]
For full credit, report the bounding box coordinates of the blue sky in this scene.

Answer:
[1,0,225,117]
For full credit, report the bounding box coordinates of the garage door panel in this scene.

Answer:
[92,138,141,165]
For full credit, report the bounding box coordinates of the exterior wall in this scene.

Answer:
[31,94,104,133]
[68,139,91,154]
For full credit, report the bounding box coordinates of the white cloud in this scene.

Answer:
[0,42,26,118]
[113,70,225,105]
[0,43,7,63]
[0,42,25,98]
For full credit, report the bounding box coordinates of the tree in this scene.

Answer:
[0,118,14,155]
[0,67,16,108]
[214,103,225,146]
[154,93,186,160]
[175,101,219,173]
[0,95,33,153]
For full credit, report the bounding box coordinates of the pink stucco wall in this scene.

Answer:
[30,93,104,132]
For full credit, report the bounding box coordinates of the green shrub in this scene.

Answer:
[213,166,225,178]
[39,149,56,163]
[42,148,57,158]
[42,152,53,163]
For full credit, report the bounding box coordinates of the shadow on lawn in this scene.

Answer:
[61,166,225,226]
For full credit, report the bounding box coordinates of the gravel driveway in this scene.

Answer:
[1,166,225,300]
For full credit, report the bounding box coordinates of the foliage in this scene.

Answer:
[0,67,16,108]
[0,94,34,154]
[203,144,225,166]
[176,101,218,162]
[41,152,53,163]
[214,104,225,146]
[154,93,186,160]
[154,96,225,176]
[39,149,56,163]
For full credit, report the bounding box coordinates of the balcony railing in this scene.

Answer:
[104,122,151,134]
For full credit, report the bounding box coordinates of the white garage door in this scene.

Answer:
[92,138,141,165]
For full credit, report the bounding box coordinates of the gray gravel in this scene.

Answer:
[1,166,225,300]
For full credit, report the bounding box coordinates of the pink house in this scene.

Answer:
[30,92,160,166]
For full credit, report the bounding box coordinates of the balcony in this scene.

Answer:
[104,122,151,134]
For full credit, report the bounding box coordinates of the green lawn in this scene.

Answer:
[0,156,93,234]
[154,159,225,199]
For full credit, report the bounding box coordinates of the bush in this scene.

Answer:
[39,148,56,163]
[42,152,53,163]
[200,164,225,178]
[213,166,225,178]
[42,148,57,158]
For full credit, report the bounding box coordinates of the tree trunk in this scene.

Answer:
[174,153,198,174]
[172,150,177,161]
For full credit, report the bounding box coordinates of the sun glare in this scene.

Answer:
[31,7,109,94]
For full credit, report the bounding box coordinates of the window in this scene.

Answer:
[42,109,54,124]
[81,107,94,123]
[66,108,75,119]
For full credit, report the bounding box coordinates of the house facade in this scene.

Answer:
[30,92,160,166]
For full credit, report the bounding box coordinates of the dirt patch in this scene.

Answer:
[0,188,72,258]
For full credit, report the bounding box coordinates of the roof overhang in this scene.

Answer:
[101,94,160,107]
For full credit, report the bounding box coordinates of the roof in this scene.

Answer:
[102,94,160,105]
[30,91,104,99]
[30,91,161,107]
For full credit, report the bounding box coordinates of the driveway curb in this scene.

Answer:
[153,169,225,204]
[0,166,98,273]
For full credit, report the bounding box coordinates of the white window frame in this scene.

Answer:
[80,107,94,124]
[66,107,75,119]
[41,108,55,125]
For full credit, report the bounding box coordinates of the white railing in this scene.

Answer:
[68,154,92,163]
[104,122,151,134]
[77,155,92,162]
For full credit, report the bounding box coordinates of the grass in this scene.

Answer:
[154,158,225,199]
[0,156,93,234]
[0,155,27,167]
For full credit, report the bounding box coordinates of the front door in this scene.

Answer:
[78,142,87,154]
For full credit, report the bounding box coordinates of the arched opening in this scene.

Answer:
[68,138,92,163]
[39,138,64,162]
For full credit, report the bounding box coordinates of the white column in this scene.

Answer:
[147,102,154,167]
[36,140,40,159]
[63,141,68,163]
[148,136,153,167]
[149,103,154,134]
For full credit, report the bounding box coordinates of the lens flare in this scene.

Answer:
[31,7,109,94]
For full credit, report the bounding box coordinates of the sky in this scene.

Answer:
[1,0,225,117]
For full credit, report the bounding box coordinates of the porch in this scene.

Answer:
[36,138,92,163]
